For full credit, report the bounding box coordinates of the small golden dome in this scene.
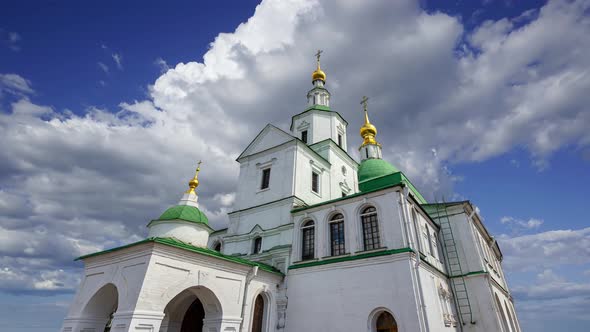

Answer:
[359,96,379,147]
[360,122,377,137]
[186,161,202,194]
[312,68,326,82]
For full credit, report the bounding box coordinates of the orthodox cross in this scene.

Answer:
[196,160,202,172]
[360,96,369,111]
[315,49,323,64]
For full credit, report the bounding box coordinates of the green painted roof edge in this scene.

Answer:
[76,237,284,276]
[289,247,413,270]
[305,104,331,112]
[359,171,427,204]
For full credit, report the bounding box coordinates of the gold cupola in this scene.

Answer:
[312,49,326,82]
[359,96,379,147]
[186,161,202,194]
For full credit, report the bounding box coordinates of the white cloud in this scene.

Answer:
[97,62,109,74]
[112,53,123,70]
[1,29,21,51]
[501,216,544,232]
[154,57,170,73]
[0,73,34,96]
[498,227,590,272]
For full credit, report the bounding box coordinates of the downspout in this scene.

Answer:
[400,187,430,332]
[239,266,259,332]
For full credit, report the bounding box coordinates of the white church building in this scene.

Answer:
[61,53,521,332]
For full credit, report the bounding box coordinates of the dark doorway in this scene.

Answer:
[180,298,205,332]
[251,294,265,332]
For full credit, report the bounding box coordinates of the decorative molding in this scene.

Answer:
[296,120,310,131]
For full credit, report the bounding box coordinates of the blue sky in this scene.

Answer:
[1,0,589,331]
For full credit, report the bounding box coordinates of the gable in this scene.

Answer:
[237,124,295,161]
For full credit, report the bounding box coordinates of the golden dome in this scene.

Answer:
[359,96,379,147]
[312,49,326,82]
[186,161,202,194]
[312,67,326,82]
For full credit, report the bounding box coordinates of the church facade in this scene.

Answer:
[61,54,521,332]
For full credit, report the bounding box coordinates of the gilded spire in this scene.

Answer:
[359,96,379,147]
[312,49,326,82]
[186,161,202,194]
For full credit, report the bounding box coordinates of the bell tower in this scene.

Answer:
[290,50,347,151]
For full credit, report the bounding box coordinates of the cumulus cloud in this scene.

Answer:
[498,227,590,272]
[154,57,170,73]
[1,0,590,299]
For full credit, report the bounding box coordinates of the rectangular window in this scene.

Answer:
[311,172,319,193]
[260,168,271,190]
[338,134,343,147]
[301,130,308,144]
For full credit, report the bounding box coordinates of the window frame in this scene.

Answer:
[329,213,346,256]
[301,220,315,260]
[337,133,343,147]
[360,206,381,251]
[301,130,308,144]
[252,236,262,254]
[260,167,271,190]
[311,171,320,194]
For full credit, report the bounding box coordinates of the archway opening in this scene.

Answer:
[162,286,222,332]
[80,283,118,332]
[180,298,205,332]
[375,311,397,332]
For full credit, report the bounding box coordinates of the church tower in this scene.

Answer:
[290,50,348,150]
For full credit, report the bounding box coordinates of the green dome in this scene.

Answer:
[157,205,209,225]
[358,158,399,183]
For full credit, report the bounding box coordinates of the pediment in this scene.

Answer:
[237,124,295,160]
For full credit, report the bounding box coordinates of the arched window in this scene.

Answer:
[361,206,380,251]
[252,237,262,254]
[375,311,397,332]
[301,220,315,260]
[251,294,265,332]
[329,213,345,256]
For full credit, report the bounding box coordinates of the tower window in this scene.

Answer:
[338,134,343,147]
[252,237,262,254]
[301,130,308,144]
[311,172,319,193]
[260,168,271,190]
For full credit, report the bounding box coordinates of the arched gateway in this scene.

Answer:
[161,286,223,332]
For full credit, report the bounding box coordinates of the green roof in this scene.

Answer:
[76,237,283,276]
[359,170,427,204]
[156,205,208,225]
[357,158,399,183]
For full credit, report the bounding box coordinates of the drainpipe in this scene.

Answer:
[400,187,430,332]
[239,266,259,332]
